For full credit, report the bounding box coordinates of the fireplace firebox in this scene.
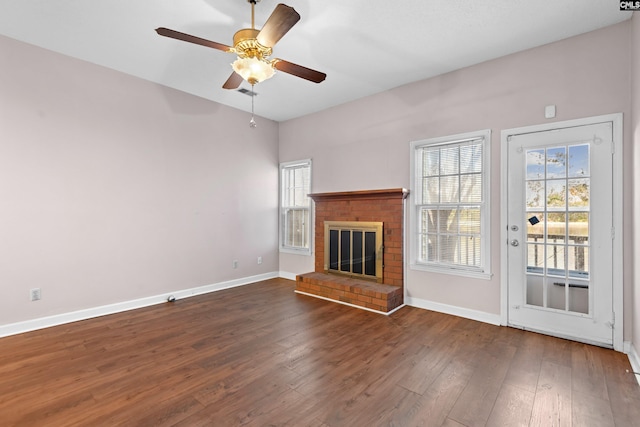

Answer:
[324,221,383,282]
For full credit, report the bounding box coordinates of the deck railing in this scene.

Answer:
[526,221,588,278]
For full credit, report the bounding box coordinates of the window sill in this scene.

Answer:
[280,247,312,256]
[410,262,493,280]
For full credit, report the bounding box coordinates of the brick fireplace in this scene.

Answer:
[295,188,409,313]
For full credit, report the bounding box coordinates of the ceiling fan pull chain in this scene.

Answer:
[249,84,257,128]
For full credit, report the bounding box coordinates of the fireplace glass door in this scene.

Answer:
[324,221,383,282]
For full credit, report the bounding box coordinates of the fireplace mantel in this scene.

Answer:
[309,188,409,203]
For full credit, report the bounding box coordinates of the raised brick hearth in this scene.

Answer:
[295,188,409,314]
[296,272,403,312]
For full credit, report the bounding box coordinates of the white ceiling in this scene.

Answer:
[0,1,632,122]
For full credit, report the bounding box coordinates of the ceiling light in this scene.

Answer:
[231,57,275,85]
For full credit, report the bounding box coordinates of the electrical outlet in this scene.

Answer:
[30,288,41,301]
[257,256,262,265]
[233,260,238,269]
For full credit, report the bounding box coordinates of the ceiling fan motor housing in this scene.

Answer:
[233,28,272,61]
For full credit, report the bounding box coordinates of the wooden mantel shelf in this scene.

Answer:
[309,188,409,202]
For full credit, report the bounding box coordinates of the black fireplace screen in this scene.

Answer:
[324,221,383,282]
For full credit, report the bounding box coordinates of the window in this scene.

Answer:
[280,159,312,254]
[410,130,491,279]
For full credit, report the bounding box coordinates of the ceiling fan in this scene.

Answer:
[155,0,326,90]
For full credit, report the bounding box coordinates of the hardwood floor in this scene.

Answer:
[1,278,639,426]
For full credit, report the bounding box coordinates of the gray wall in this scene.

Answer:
[0,35,280,326]
[279,22,634,339]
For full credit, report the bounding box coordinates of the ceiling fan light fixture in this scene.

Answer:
[231,57,275,85]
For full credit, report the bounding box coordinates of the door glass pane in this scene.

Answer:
[547,180,566,209]
[526,181,545,209]
[527,243,545,271]
[526,275,543,307]
[547,280,566,310]
[569,282,589,314]
[569,213,589,278]
[568,144,589,177]
[524,144,590,314]
[569,213,589,245]
[527,212,545,243]
[526,149,545,179]
[568,245,589,277]
[546,146,567,178]
[568,178,589,208]
[547,213,566,243]
[546,244,566,275]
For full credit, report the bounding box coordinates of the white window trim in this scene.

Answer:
[409,129,492,280]
[279,159,313,255]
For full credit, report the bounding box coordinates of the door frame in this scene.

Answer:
[500,113,623,351]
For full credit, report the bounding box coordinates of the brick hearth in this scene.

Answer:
[296,272,403,312]
[295,188,409,313]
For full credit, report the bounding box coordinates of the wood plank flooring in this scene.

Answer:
[1,278,639,426]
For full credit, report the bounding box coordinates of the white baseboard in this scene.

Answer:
[0,271,279,338]
[627,342,640,386]
[406,296,502,326]
[278,271,298,281]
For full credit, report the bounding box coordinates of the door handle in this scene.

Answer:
[510,239,519,247]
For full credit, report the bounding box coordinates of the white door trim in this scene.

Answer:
[500,113,623,351]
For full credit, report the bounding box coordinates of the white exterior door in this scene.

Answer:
[505,120,616,347]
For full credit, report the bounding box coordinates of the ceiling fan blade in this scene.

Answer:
[273,59,326,83]
[256,4,300,47]
[155,27,232,52]
[222,72,243,90]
